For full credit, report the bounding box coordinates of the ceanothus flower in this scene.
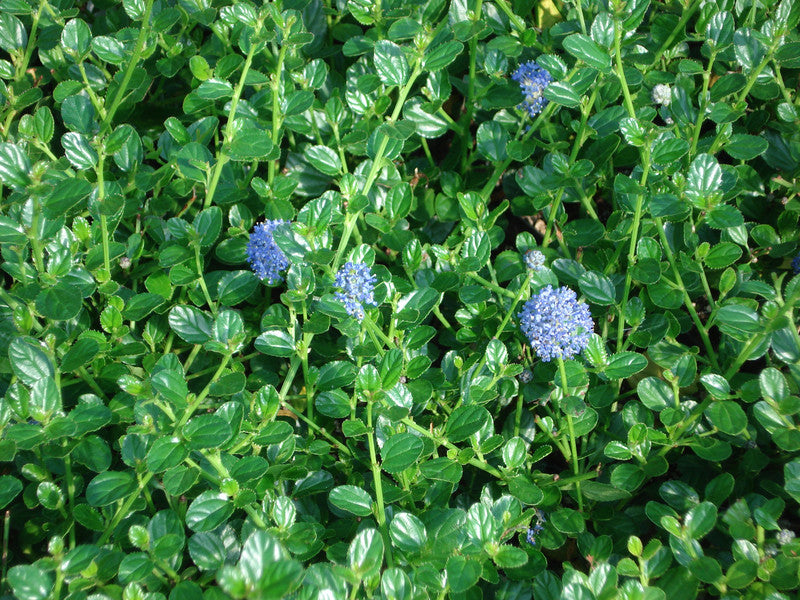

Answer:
[511,61,553,118]
[526,509,547,545]
[335,261,377,321]
[518,285,594,362]
[777,529,796,546]
[652,83,672,106]
[246,220,290,284]
[792,253,800,274]
[524,250,546,271]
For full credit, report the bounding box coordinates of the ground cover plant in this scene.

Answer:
[1,0,800,597]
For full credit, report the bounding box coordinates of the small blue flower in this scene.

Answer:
[335,261,378,321]
[524,250,546,271]
[247,220,289,284]
[526,509,547,545]
[526,528,538,545]
[511,61,553,118]
[792,253,800,274]
[518,285,594,362]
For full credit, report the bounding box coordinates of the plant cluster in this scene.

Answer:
[1,0,800,598]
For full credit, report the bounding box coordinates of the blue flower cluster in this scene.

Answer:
[335,261,377,321]
[792,253,800,274]
[526,509,547,545]
[524,250,546,271]
[518,285,594,362]
[511,61,553,118]
[246,220,289,284]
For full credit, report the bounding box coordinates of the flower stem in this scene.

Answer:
[99,0,155,136]
[558,358,584,512]
[367,397,394,567]
[205,40,258,208]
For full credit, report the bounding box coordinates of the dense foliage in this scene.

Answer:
[1,0,800,598]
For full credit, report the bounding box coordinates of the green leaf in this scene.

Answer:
[183,414,233,449]
[86,471,137,507]
[35,283,82,321]
[329,485,373,516]
[447,555,481,592]
[229,128,275,161]
[0,13,27,52]
[146,437,188,473]
[9,337,54,386]
[715,304,760,339]
[445,405,489,443]
[43,178,92,218]
[637,377,672,412]
[0,475,22,509]
[7,566,52,600]
[92,35,126,64]
[61,18,92,57]
[551,508,586,534]
[578,271,615,305]
[424,40,463,70]
[196,78,233,100]
[348,528,384,577]
[704,401,747,435]
[381,433,424,473]
[304,145,342,176]
[373,40,409,87]
[689,556,723,584]
[686,154,722,209]
[389,512,427,553]
[476,121,508,162]
[185,492,233,532]
[316,361,356,391]
[604,352,647,379]
[62,132,98,170]
[543,81,581,107]
[122,293,165,320]
[724,134,769,160]
[189,533,227,571]
[61,94,95,134]
[492,546,528,569]
[0,142,31,189]
[217,271,258,306]
[562,33,611,72]
[168,306,213,343]
[685,501,717,539]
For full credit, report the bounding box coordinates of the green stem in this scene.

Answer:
[613,15,636,118]
[558,358,583,512]
[205,40,259,208]
[267,44,288,185]
[63,453,76,549]
[574,0,587,34]
[474,272,533,375]
[616,150,651,349]
[402,417,505,479]
[494,0,526,31]
[367,398,394,567]
[688,51,717,157]
[655,218,721,371]
[649,0,703,67]
[15,0,43,81]
[99,0,155,135]
[466,272,516,298]
[98,472,154,544]
[542,86,599,248]
[177,353,231,429]
[194,244,216,314]
[461,0,484,172]
[1,510,9,593]
[29,195,45,273]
